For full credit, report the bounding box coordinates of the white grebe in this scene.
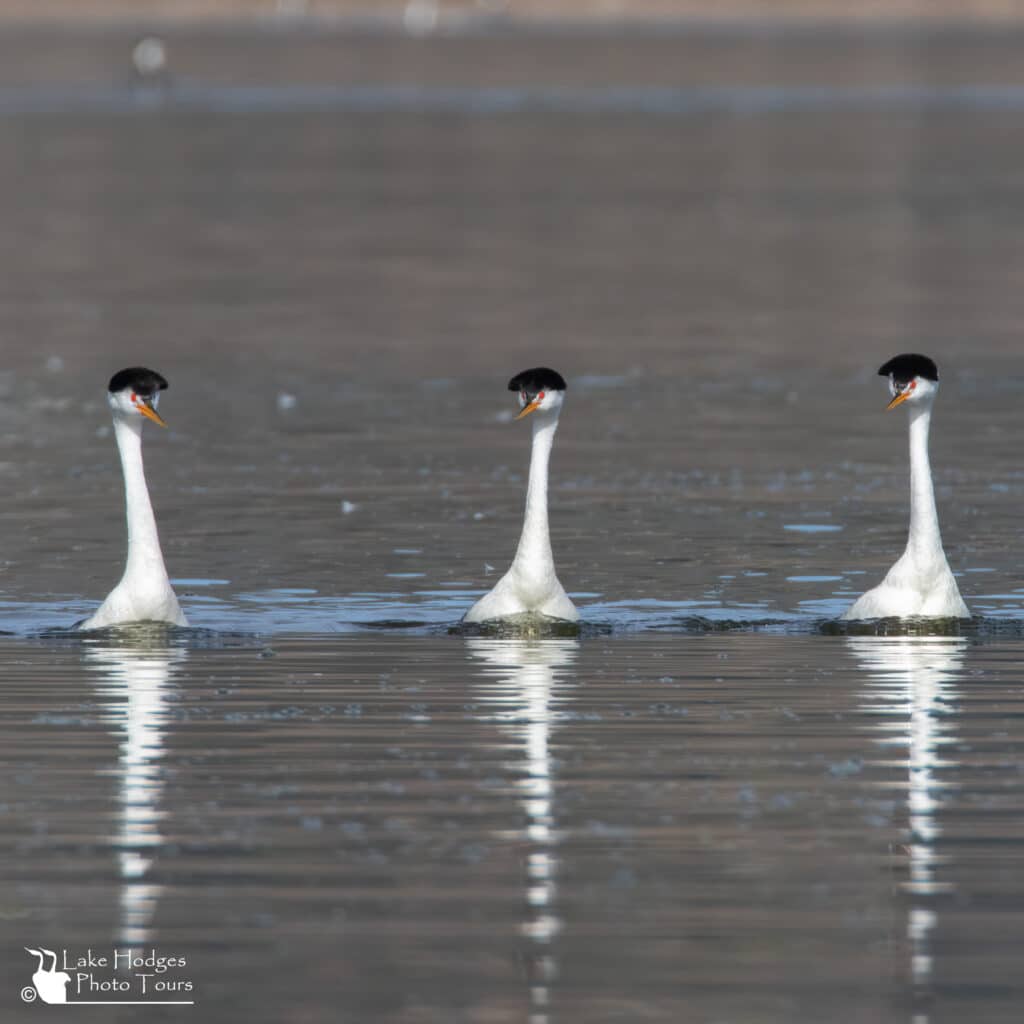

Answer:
[464,368,578,624]
[78,367,187,630]
[843,354,969,621]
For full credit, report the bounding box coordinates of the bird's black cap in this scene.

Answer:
[878,354,939,384]
[108,367,169,396]
[507,367,567,394]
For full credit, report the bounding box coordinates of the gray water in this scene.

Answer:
[2,23,1024,1023]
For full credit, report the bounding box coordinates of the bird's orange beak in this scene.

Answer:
[515,396,542,420]
[886,381,915,410]
[136,398,168,428]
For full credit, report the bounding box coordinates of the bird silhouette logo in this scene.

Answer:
[23,947,71,1004]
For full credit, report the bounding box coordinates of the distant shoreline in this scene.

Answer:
[3,1,1024,26]
[2,12,1024,93]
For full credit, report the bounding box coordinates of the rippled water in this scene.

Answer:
[3,23,1024,1023]
[6,631,1024,1021]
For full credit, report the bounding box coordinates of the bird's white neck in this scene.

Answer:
[511,413,559,576]
[905,403,944,567]
[114,416,171,586]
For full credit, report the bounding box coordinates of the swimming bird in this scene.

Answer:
[843,354,969,621]
[464,368,578,624]
[77,368,187,630]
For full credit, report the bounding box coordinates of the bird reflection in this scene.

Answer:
[465,637,578,1024]
[847,635,965,1014]
[83,631,183,946]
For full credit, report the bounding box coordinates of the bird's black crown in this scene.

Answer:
[108,367,169,396]
[507,367,567,395]
[878,353,939,384]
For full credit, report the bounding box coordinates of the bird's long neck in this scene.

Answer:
[114,417,170,584]
[905,403,943,565]
[512,414,558,575]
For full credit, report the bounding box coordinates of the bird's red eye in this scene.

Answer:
[538,391,545,400]
[130,392,137,402]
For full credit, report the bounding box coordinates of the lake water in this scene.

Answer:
[2,22,1024,1023]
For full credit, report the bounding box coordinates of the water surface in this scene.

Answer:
[2,24,1024,1023]
[4,631,1024,1022]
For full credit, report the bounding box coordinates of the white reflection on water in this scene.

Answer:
[848,636,965,1017]
[84,636,183,946]
[466,637,578,1024]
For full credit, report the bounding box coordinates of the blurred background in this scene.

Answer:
[2,0,1024,613]
[0,0,1019,617]
[5,1,1024,18]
